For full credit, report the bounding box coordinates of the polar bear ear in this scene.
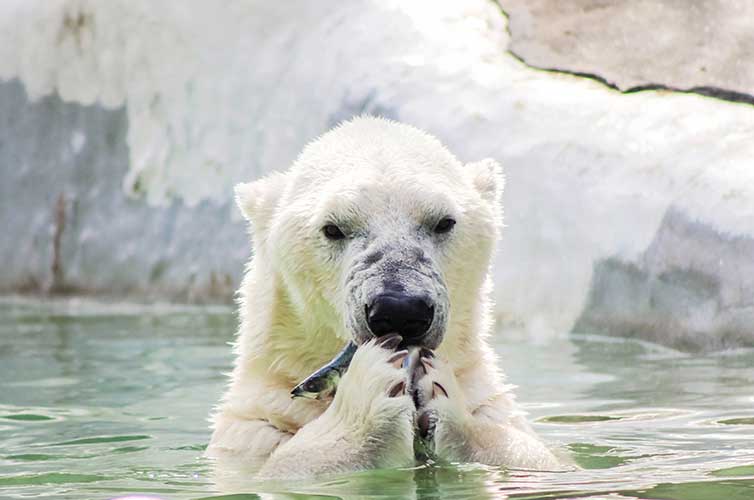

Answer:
[466,158,504,205]
[234,172,287,223]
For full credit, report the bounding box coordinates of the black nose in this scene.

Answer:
[366,293,434,341]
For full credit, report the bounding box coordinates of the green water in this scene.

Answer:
[1,298,753,499]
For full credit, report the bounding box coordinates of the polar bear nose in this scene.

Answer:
[366,293,434,342]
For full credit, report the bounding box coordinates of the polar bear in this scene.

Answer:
[207,116,561,479]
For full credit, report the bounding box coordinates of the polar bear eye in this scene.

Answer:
[434,217,456,234]
[323,224,346,240]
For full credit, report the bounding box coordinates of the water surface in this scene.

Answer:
[1,298,753,499]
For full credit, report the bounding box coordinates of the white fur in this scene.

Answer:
[207,116,561,478]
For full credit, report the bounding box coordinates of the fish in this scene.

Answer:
[290,341,358,400]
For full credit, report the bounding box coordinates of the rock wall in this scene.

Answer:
[0,80,244,300]
[574,208,754,351]
[1,0,753,348]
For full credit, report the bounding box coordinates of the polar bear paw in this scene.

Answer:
[320,334,417,467]
[408,350,470,462]
[333,333,412,407]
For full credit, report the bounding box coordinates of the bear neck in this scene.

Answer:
[235,259,345,385]
[439,284,496,368]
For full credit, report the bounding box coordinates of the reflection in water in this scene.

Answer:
[1,299,753,499]
[210,462,511,499]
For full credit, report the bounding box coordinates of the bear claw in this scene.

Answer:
[432,381,448,398]
[420,357,434,372]
[377,333,403,350]
[387,350,409,368]
[388,381,406,397]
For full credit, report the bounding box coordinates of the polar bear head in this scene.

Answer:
[236,117,502,350]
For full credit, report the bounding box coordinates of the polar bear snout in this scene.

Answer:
[346,242,450,350]
[366,292,434,343]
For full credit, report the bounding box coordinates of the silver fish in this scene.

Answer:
[291,341,358,400]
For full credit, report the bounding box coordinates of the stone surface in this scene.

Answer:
[574,208,754,351]
[0,79,244,300]
[1,0,753,348]
[499,0,754,101]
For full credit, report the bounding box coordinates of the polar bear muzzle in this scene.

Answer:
[366,291,434,343]
[345,238,449,350]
